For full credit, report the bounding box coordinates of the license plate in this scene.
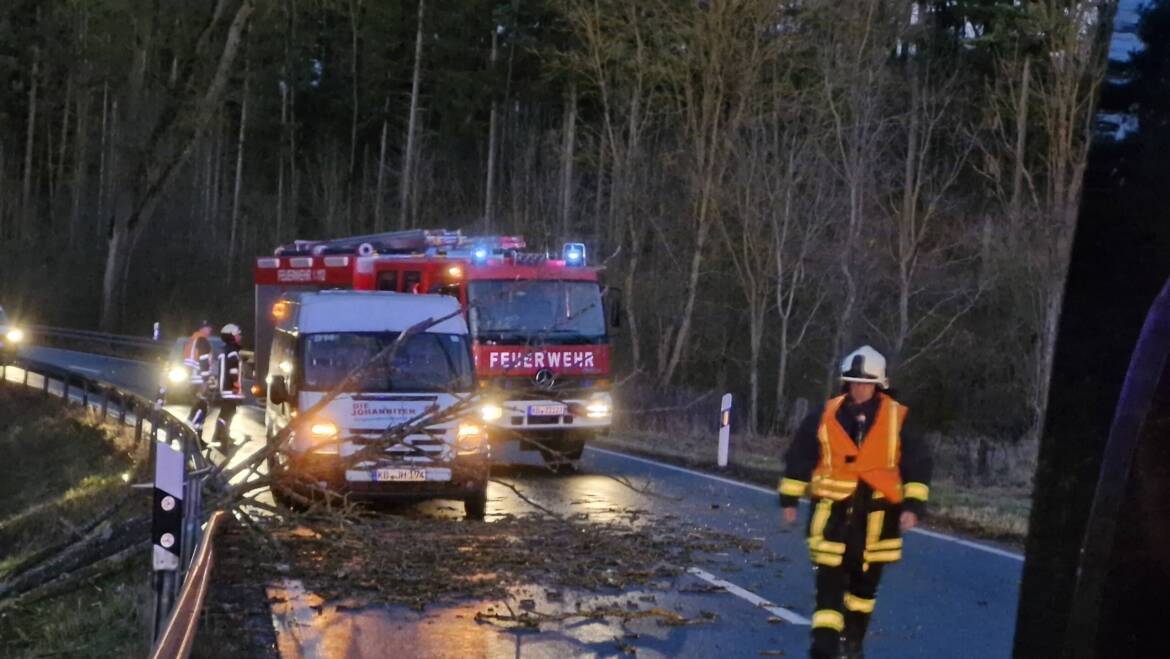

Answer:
[375,468,427,482]
[528,404,567,416]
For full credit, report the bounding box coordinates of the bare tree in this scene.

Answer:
[227,58,250,283]
[655,0,777,386]
[812,0,900,390]
[399,0,425,229]
[977,1,1109,437]
[559,80,578,239]
[99,0,255,330]
[721,126,776,435]
[883,57,981,368]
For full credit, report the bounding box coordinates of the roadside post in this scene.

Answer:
[718,393,732,468]
[150,440,184,641]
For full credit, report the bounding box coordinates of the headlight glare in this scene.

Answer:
[310,421,338,438]
[586,400,610,418]
[457,422,486,452]
[458,423,484,438]
[481,403,503,422]
[5,328,24,343]
[166,366,188,384]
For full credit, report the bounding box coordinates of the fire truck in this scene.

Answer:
[252,229,615,466]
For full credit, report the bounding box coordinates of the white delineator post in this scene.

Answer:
[718,393,732,467]
[152,441,184,571]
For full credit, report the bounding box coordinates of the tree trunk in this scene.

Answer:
[70,89,90,247]
[277,82,287,242]
[375,95,390,231]
[349,0,362,197]
[623,224,643,372]
[775,312,791,432]
[399,0,425,229]
[559,81,577,239]
[96,82,109,233]
[22,46,40,239]
[483,26,499,231]
[659,213,711,385]
[227,64,249,284]
[55,74,74,210]
[747,300,763,436]
[1011,57,1031,234]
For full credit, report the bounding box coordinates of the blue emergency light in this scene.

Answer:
[563,242,586,266]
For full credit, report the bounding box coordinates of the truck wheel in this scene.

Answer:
[464,486,487,520]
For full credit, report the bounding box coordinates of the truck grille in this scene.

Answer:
[348,430,449,464]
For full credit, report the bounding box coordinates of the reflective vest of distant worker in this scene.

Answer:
[212,323,245,449]
[184,320,215,431]
[779,346,932,659]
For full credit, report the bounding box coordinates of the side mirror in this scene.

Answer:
[269,375,289,405]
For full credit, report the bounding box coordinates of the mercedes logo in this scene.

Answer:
[534,369,556,390]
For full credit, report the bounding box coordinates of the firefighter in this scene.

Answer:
[211,323,245,449]
[779,346,932,659]
[184,321,215,436]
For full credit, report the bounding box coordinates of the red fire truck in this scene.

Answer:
[253,229,615,466]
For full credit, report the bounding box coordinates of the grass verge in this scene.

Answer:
[0,385,149,658]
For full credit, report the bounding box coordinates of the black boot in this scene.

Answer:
[810,627,840,659]
[841,612,868,659]
[838,637,864,659]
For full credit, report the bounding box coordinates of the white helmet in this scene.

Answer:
[221,323,241,336]
[840,345,889,389]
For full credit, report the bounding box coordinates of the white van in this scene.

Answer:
[262,291,489,517]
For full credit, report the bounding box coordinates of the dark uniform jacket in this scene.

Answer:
[780,392,933,568]
[216,336,244,400]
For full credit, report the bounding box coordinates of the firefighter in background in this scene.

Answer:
[779,346,932,659]
[184,320,215,435]
[212,323,245,448]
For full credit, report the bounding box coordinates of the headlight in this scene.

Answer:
[166,366,188,384]
[310,421,338,439]
[480,403,503,422]
[457,422,487,452]
[586,400,610,418]
[5,327,23,343]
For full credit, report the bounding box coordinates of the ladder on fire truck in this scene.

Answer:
[273,229,529,259]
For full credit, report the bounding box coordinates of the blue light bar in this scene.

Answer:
[473,247,489,262]
[563,242,587,266]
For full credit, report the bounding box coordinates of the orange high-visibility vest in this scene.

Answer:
[183,334,203,366]
[810,394,905,503]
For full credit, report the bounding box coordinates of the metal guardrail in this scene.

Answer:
[27,324,169,362]
[0,355,219,659]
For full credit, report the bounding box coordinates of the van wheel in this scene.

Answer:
[464,487,487,520]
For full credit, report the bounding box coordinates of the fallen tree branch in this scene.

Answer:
[0,540,150,612]
[489,479,560,518]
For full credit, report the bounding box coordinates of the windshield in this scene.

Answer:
[301,332,473,392]
[468,280,606,339]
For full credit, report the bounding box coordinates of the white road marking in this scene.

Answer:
[585,446,1026,562]
[907,527,1025,561]
[687,567,810,625]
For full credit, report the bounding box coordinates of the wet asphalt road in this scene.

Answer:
[9,346,1022,658]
